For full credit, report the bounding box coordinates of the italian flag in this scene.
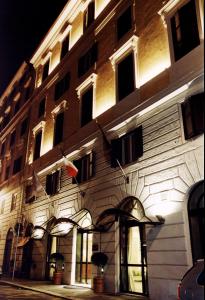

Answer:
[63,157,78,178]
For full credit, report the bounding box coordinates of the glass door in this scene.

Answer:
[120,221,148,295]
[76,230,92,285]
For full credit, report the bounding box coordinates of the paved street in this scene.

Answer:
[0,283,63,300]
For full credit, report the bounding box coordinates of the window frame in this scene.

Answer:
[116,5,133,41]
[73,152,95,184]
[109,35,139,102]
[158,0,203,64]
[83,0,95,32]
[13,156,22,175]
[45,169,61,196]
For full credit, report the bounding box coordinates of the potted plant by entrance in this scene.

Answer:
[91,252,108,293]
[49,252,64,284]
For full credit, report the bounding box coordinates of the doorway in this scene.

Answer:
[120,221,148,295]
[75,229,92,285]
[2,228,14,276]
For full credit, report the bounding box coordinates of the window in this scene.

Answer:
[111,126,143,167]
[78,43,98,77]
[25,184,36,204]
[181,92,204,140]
[171,0,200,61]
[73,152,95,184]
[20,118,28,136]
[11,194,17,211]
[5,166,10,180]
[117,53,135,101]
[13,156,22,175]
[38,98,46,118]
[0,199,5,214]
[188,180,204,261]
[81,87,93,127]
[45,170,61,196]
[54,73,70,101]
[60,35,69,60]
[84,0,95,31]
[33,130,42,161]
[24,86,31,102]
[117,6,132,40]
[1,141,6,156]
[42,60,50,82]
[53,111,64,146]
[10,131,16,148]
[14,101,20,114]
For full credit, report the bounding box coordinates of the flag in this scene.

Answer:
[33,170,44,193]
[63,157,78,178]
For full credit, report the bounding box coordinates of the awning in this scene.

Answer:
[49,217,79,237]
[95,207,165,232]
[31,225,47,240]
[17,236,30,247]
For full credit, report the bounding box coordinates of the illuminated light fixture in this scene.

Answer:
[31,226,47,240]
[49,218,79,237]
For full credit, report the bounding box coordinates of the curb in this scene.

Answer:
[0,280,72,300]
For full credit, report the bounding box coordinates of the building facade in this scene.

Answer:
[0,0,204,299]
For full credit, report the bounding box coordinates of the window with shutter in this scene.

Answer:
[38,98,46,118]
[73,152,95,184]
[25,184,36,204]
[42,60,50,82]
[60,35,70,60]
[54,111,64,146]
[33,130,42,161]
[117,6,132,41]
[171,0,200,61]
[111,126,143,168]
[182,92,204,140]
[81,87,93,127]
[46,170,61,196]
[13,156,22,175]
[117,53,135,101]
[84,1,95,31]
[20,118,28,136]
[78,43,98,77]
[54,73,70,101]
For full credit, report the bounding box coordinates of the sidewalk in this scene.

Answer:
[0,277,149,300]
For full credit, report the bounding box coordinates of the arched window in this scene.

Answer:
[188,180,204,262]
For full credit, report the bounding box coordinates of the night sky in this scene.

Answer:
[0,0,68,97]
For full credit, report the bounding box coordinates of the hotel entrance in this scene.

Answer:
[120,221,148,295]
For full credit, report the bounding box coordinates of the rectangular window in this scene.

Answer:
[84,0,95,31]
[10,131,16,148]
[11,193,17,211]
[111,126,143,167]
[54,73,70,101]
[81,87,93,127]
[171,0,200,61]
[38,98,46,118]
[25,184,36,204]
[1,199,5,214]
[42,60,50,82]
[14,100,20,114]
[53,111,64,146]
[45,170,61,196]
[181,92,204,140]
[1,141,6,156]
[117,6,132,40]
[33,130,42,161]
[20,118,28,136]
[117,53,135,101]
[60,35,69,60]
[13,156,22,175]
[5,166,10,180]
[78,43,98,77]
[73,152,95,184]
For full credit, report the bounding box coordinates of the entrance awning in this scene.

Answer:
[17,236,30,247]
[95,207,165,232]
[49,217,79,237]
